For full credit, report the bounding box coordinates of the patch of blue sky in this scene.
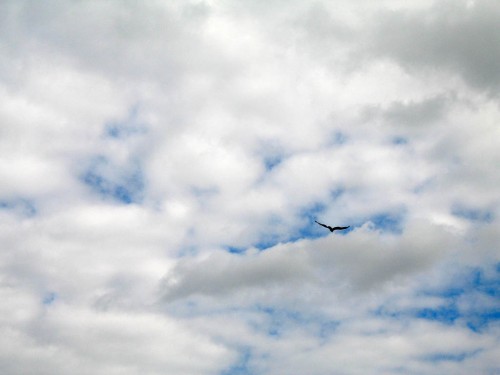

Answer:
[416,304,460,324]
[103,105,148,140]
[81,157,144,205]
[374,301,460,325]
[42,292,57,305]
[301,201,327,220]
[318,320,340,341]
[225,246,246,254]
[329,131,348,146]
[263,154,283,171]
[0,198,37,217]
[470,267,500,297]
[451,203,494,223]
[247,232,299,252]
[105,124,147,139]
[428,266,500,301]
[467,311,500,332]
[220,347,252,375]
[248,214,289,251]
[258,306,294,337]
[421,349,481,363]
[372,305,399,320]
[328,188,345,200]
[363,210,405,234]
[255,305,341,340]
[252,216,325,251]
[463,266,500,331]
[392,136,408,145]
[430,286,465,299]
[253,235,284,251]
[377,264,500,331]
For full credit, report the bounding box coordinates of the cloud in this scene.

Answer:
[161,220,459,302]
[0,303,232,375]
[161,245,312,301]
[367,0,500,95]
[367,94,451,128]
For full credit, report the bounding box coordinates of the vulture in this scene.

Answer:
[315,220,350,232]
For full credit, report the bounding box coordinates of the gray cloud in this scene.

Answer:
[161,246,312,301]
[381,95,450,127]
[368,0,500,95]
[161,220,458,301]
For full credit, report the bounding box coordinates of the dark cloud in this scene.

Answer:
[368,0,500,95]
[161,247,311,301]
[364,94,450,128]
[383,95,450,126]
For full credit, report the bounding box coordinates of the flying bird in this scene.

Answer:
[315,220,350,233]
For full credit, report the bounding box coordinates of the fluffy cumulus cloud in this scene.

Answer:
[1,0,499,373]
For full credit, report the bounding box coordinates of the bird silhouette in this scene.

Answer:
[315,220,350,233]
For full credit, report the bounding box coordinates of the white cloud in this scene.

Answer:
[0,303,232,375]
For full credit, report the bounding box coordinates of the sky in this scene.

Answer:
[0,0,499,374]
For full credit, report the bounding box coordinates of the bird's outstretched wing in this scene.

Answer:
[331,226,350,231]
[315,220,333,231]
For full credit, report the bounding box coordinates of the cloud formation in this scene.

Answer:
[0,0,499,374]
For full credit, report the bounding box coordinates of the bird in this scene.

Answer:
[315,220,350,233]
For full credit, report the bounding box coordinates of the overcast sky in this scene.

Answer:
[1,0,499,374]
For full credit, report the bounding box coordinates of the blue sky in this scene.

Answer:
[0,0,499,374]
